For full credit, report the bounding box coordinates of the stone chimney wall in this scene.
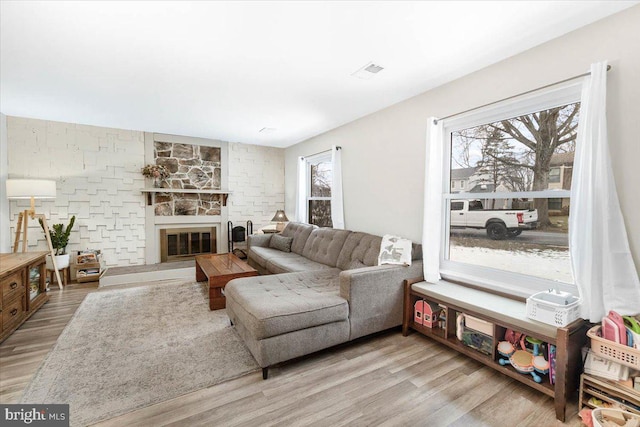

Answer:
[153,141,222,216]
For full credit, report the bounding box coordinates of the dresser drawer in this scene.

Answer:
[2,295,25,331]
[1,271,25,303]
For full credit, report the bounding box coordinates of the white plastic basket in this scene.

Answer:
[526,290,581,327]
[588,325,640,369]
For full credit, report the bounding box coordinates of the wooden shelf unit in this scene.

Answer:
[579,374,640,415]
[403,279,589,422]
[1,252,50,343]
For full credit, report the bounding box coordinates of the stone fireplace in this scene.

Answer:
[144,133,229,265]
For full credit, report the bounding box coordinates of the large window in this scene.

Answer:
[306,153,333,227]
[441,83,582,296]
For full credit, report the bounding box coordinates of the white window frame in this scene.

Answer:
[440,81,582,298]
[305,152,332,226]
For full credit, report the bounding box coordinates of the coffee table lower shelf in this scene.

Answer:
[195,253,258,310]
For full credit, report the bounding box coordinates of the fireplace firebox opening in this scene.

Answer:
[160,227,217,262]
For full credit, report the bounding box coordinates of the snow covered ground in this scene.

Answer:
[449,244,573,284]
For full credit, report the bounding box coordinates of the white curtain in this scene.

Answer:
[570,61,640,321]
[330,145,345,229]
[295,156,306,223]
[422,118,444,283]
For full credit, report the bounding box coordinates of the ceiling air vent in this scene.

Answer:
[351,62,385,80]
[259,127,277,133]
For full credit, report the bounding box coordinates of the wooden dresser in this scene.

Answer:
[0,252,50,343]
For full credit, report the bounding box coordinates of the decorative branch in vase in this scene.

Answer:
[141,164,170,188]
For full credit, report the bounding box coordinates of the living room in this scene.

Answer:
[1,2,640,426]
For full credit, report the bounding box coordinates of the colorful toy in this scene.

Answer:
[414,300,442,328]
[497,340,515,357]
[414,300,424,325]
[602,310,627,346]
[533,355,550,375]
[497,333,549,384]
[422,301,442,328]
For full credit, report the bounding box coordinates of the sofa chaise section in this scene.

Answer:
[226,269,350,373]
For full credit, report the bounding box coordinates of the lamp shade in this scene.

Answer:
[6,179,57,199]
[271,210,289,222]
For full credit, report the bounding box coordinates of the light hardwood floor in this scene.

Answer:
[0,283,584,426]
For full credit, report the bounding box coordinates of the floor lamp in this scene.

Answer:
[6,179,64,289]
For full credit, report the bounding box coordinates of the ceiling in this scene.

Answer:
[1,1,636,148]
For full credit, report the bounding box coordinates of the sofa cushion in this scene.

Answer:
[266,256,335,274]
[281,222,316,255]
[336,232,383,270]
[269,234,293,252]
[225,269,348,339]
[249,246,298,268]
[301,228,351,268]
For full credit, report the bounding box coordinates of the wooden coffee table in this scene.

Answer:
[195,253,258,310]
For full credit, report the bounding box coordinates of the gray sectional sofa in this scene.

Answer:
[225,222,423,379]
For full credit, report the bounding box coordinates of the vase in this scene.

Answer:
[153,178,162,188]
[46,253,70,270]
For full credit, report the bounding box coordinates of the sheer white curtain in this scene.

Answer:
[330,145,345,229]
[422,118,444,283]
[295,156,306,223]
[570,61,640,321]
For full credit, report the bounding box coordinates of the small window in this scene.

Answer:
[306,154,333,227]
[548,198,563,211]
[468,200,484,211]
[451,201,464,211]
[549,167,561,183]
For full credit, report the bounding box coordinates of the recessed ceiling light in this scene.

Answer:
[259,127,277,133]
[351,62,385,80]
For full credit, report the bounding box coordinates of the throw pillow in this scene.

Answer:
[378,234,412,266]
[269,234,294,253]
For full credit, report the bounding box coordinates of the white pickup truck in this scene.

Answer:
[450,199,538,240]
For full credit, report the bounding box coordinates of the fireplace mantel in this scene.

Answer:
[141,188,232,206]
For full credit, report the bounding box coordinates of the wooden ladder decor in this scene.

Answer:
[13,210,64,290]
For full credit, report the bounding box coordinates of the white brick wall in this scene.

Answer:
[6,117,285,265]
[7,117,146,267]
[228,142,285,231]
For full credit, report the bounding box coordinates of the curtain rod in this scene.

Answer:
[433,65,611,125]
[301,146,341,159]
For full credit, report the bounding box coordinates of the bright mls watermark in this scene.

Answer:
[1,405,69,426]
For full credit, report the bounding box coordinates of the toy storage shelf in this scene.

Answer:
[579,374,640,415]
[403,279,588,422]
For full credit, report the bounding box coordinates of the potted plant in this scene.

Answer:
[39,215,76,269]
[141,164,170,187]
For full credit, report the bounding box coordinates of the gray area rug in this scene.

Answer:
[21,281,259,426]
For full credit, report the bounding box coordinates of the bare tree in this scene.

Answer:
[474,127,513,208]
[310,163,332,226]
[451,129,478,169]
[451,103,579,227]
[488,103,580,227]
